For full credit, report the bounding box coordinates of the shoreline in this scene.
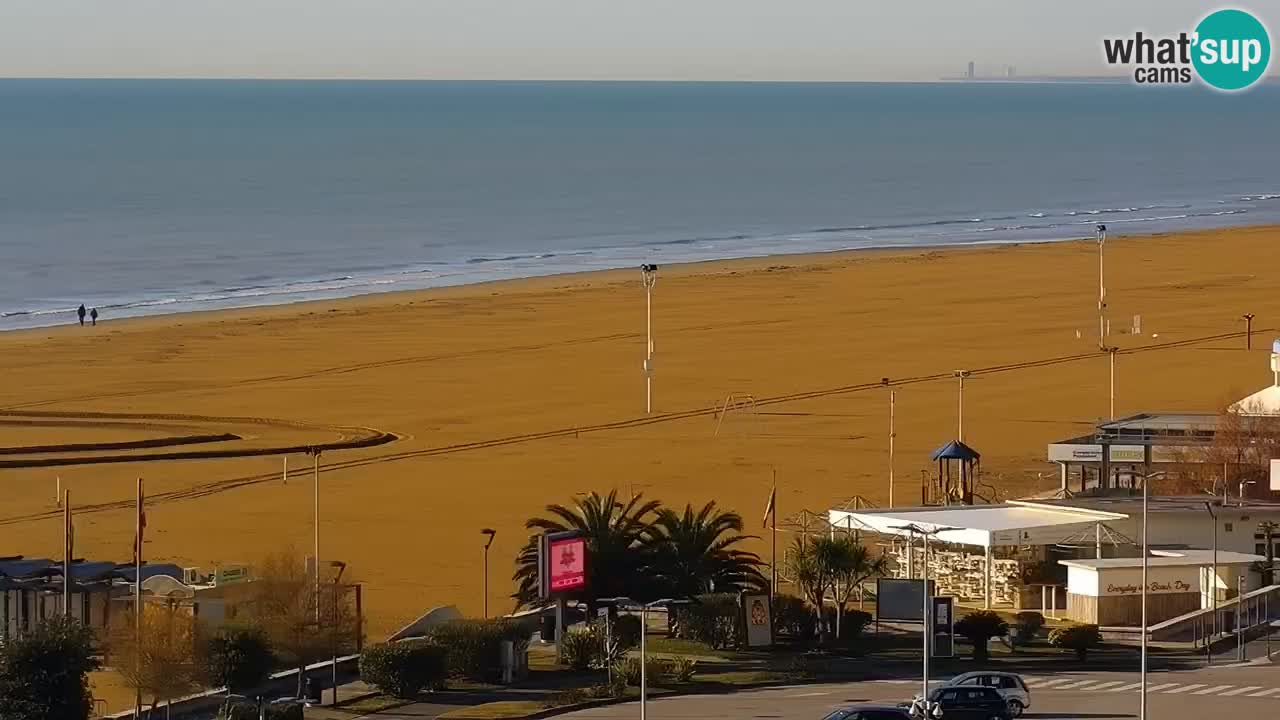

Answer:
[6,224,1277,340]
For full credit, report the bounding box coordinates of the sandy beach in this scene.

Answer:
[2,225,1278,646]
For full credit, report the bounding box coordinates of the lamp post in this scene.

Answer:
[600,597,687,720]
[481,529,497,618]
[883,377,896,507]
[329,560,347,706]
[1096,224,1107,349]
[1204,502,1219,651]
[1104,346,1119,420]
[308,447,323,624]
[641,264,658,414]
[890,524,956,718]
[1239,479,1257,506]
[1243,313,1255,349]
[954,370,971,441]
[1139,470,1168,720]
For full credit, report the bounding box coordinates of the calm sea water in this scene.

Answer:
[1,79,1277,330]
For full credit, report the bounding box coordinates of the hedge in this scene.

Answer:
[421,619,532,681]
[360,641,449,698]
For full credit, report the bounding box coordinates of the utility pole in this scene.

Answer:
[311,448,322,623]
[641,264,658,414]
[1105,346,1119,420]
[883,378,895,507]
[954,370,971,441]
[1243,313,1255,349]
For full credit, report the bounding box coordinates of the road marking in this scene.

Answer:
[1165,684,1206,694]
[783,692,831,698]
[1220,686,1263,696]
[1107,682,1144,692]
[1247,688,1280,697]
[1054,679,1100,690]
[1082,681,1124,691]
[1146,683,1180,693]
[1192,685,1234,695]
[1027,678,1073,688]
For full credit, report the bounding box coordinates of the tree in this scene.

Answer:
[201,626,274,693]
[513,490,661,608]
[784,534,886,642]
[954,611,1009,660]
[1183,402,1280,496]
[651,501,767,597]
[246,548,361,698]
[1257,520,1278,586]
[0,615,100,720]
[784,537,834,642]
[110,602,201,717]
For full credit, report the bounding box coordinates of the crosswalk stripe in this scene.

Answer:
[1147,683,1180,693]
[1192,685,1234,695]
[1247,688,1280,697]
[1108,682,1144,692]
[1085,681,1124,691]
[1054,680,1098,690]
[1220,686,1263,696]
[1027,678,1073,688]
[1165,684,1206,694]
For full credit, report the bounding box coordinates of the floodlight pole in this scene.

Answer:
[641,265,658,414]
[954,370,971,441]
[1096,224,1107,350]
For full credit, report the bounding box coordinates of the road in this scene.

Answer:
[555,663,1280,720]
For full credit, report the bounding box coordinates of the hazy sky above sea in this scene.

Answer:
[3,0,1272,81]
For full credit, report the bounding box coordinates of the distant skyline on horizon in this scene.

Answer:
[3,1,1274,82]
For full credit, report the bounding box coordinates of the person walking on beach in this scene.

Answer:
[90,307,98,326]
[77,304,86,326]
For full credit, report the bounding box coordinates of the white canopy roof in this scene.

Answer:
[828,501,1128,549]
[1060,549,1265,570]
[1230,384,1280,416]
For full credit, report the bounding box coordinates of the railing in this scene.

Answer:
[1100,584,1280,645]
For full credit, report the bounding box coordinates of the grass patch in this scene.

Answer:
[690,670,796,686]
[437,700,548,719]
[339,694,414,714]
[643,636,732,660]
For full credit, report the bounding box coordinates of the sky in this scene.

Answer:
[1,1,1273,81]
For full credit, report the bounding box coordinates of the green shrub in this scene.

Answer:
[264,703,304,720]
[1012,611,1045,645]
[546,687,590,707]
[561,627,601,671]
[612,614,642,649]
[670,655,698,682]
[1049,623,1102,660]
[954,611,1009,661]
[608,655,672,686]
[359,641,448,699]
[772,594,818,644]
[202,626,274,693]
[827,608,873,646]
[612,656,641,686]
[216,700,259,720]
[423,619,531,681]
[676,593,741,649]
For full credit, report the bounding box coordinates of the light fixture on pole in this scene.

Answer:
[1239,479,1257,506]
[954,370,972,442]
[890,523,956,719]
[1096,224,1107,350]
[1242,313,1255,349]
[599,596,689,720]
[1139,469,1168,720]
[481,528,497,619]
[641,264,658,414]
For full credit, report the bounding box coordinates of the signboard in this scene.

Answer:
[876,578,936,622]
[1272,459,1280,491]
[930,596,954,658]
[1047,443,1180,464]
[741,593,773,648]
[214,565,249,586]
[1101,578,1195,596]
[547,535,586,593]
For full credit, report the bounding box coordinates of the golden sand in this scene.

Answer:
[2,226,1277,646]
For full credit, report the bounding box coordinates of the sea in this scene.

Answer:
[2,79,1278,331]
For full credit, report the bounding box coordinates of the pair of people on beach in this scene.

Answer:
[76,304,99,326]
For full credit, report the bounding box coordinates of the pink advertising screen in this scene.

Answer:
[548,536,586,592]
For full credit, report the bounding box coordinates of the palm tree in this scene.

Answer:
[512,490,661,608]
[651,501,767,597]
[785,534,886,641]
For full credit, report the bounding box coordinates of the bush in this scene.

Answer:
[773,595,818,644]
[612,656,641,686]
[670,655,698,683]
[1012,612,1045,646]
[359,641,448,699]
[612,614,642,649]
[954,611,1009,661]
[609,656,673,687]
[265,703,304,720]
[423,619,531,681]
[561,627,602,671]
[216,699,259,720]
[676,593,741,649]
[827,608,873,647]
[1049,623,1102,660]
[202,626,274,693]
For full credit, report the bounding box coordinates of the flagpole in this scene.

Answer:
[135,477,143,719]
[63,489,71,616]
[770,470,778,598]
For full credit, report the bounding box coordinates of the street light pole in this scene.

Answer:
[1096,224,1107,350]
[891,524,954,718]
[1243,313,1255,349]
[481,529,497,619]
[954,370,971,441]
[1105,346,1119,420]
[883,377,896,507]
[1140,470,1167,720]
[641,264,658,414]
[310,448,322,624]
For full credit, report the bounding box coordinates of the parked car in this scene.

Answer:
[945,671,1031,717]
[822,705,913,720]
[916,686,1010,720]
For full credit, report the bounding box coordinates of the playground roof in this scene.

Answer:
[828,500,1128,549]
